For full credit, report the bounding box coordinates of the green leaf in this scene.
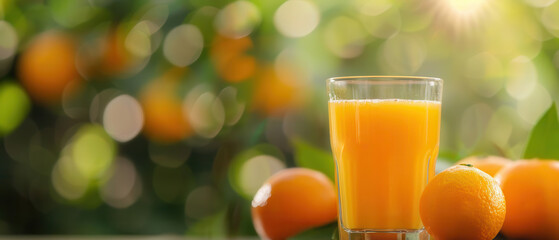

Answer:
[524,103,559,159]
[290,222,337,240]
[292,138,336,181]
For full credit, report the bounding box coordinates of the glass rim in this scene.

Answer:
[327,75,442,84]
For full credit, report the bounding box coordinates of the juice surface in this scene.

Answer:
[329,99,441,230]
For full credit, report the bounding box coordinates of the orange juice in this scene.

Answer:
[329,99,441,230]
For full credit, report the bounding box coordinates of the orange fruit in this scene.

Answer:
[494,159,559,240]
[99,27,130,76]
[251,168,337,240]
[420,164,506,240]
[140,68,192,142]
[18,31,80,104]
[251,65,306,116]
[456,155,512,177]
[216,54,257,83]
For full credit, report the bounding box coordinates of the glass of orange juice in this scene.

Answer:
[328,76,442,240]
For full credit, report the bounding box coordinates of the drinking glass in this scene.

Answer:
[327,76,442,240]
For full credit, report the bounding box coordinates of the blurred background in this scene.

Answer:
[0,0,558,237]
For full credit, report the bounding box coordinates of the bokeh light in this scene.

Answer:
[70,124,116,180]
[524,0,556,7]
[541,1,559,37]
[90,89,121,124]
[186,91,225,139]
[214,1,261,38]
[0,21,18,61]
[465,52,505,97]
[354,0,392,16]
[52,154,89,200]
[0,82,30,136]
[324,16,368,59]
[163,24,204,67]
[51,124,117,201]
[217,87,245,126]
[506,56,537,100]
[486,107,514,148]
[101,157,142,208]
[380,34,426,74]
[432,0,491,32]
[125,22,152,59]
[103,94,144,142]
[139,4,169,34]
[49,0,96,28]
[229,144,286,199]
[517,84,552,125]
[51,123,117,202]
[185,186,221,219]
[443,0,487,14]
[273,0,320,38]
[239,155,285,197]
[359,7,401,39]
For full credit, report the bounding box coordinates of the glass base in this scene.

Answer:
[339,228,430,240]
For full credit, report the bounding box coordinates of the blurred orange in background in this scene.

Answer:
[252,65,307,116]
[98,27,131,76]
[18,31,81,104]
[140,67,192,143]
[211,35,256,83]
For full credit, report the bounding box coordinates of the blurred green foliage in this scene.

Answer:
[0,82,30,136]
